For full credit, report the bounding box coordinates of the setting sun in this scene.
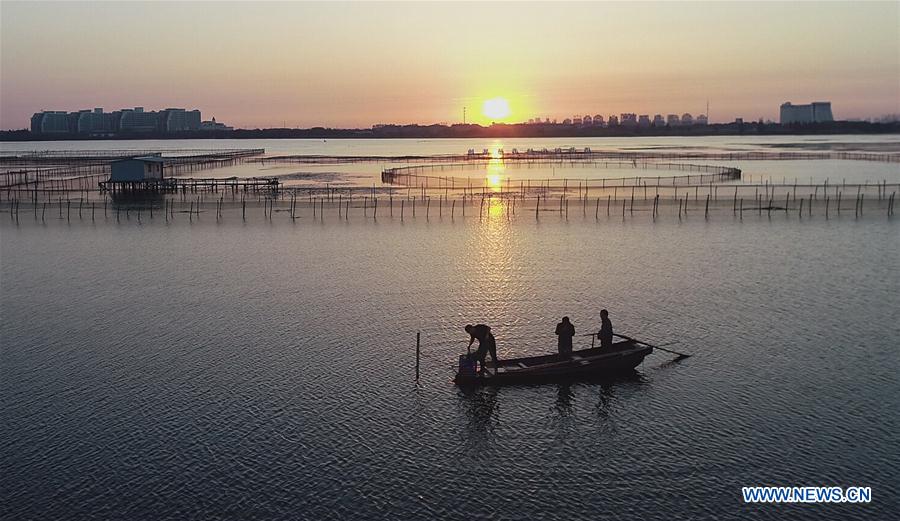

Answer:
[482,97,511,121]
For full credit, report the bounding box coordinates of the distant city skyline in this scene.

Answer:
[2,1,898,130]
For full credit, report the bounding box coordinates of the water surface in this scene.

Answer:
[2,208,898,520]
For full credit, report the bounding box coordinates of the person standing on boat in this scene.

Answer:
[555,316,575,356]
[465,324,498,374]
[597,309,613,349]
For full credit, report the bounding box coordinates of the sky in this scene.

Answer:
[1,1,898,129]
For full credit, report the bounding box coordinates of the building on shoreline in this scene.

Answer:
[30,106,208,135]
[200,117,233,131]
[29,111,70,133]
[522,110,711,128]
[780,102,834,124]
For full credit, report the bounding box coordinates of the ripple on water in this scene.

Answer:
[1,214,898,521]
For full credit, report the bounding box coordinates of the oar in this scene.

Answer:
[614,333,692,359]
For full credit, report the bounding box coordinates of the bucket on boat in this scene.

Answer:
[458,354,477,377]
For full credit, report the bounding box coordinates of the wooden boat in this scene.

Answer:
[454,339,653,386]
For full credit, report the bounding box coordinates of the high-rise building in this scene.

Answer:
[607,115,619,126]
[638,115,651,128]
[593,115,604,126]
[119,107,159,132]
[696,114,709,125]
[780,102,834,124]
[30,106,205,134]
[582,115,592,126]
[681,113,694,125]
[160,108,202,132]
[620,113,637,127]
[652,114,665,126]
[666,114,680,126]
[75,108,110,133]
[30,111,70,133]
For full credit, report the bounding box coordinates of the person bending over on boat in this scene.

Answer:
[465,324,498,374]
[555,316,575,357]
[596,309,613,349]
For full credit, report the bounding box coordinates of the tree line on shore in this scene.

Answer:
[2,120,898,141]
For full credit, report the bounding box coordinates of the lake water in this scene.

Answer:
[1,136,899,520]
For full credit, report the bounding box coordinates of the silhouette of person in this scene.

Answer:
[597,309,613,349]
[555,316,575,356]
[465,324,498,374]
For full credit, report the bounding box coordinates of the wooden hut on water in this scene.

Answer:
[109,156,167,182]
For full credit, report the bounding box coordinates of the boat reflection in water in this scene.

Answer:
[457,385,500,440]
[456,369,649,437]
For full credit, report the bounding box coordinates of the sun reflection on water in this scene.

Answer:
[486,158,506,193]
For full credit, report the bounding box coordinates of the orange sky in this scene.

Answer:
[2,1,898,129]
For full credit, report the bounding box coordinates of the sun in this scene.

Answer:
[482,97,511,121]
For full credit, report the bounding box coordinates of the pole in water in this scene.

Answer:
[415,332,420,380]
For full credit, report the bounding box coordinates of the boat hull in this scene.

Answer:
[454,340,652,386]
